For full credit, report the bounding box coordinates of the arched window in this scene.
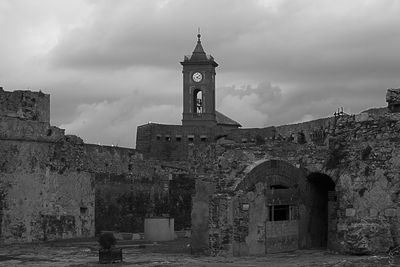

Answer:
[193,89,203,114]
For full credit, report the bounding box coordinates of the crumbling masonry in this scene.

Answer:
[0,87,193,243]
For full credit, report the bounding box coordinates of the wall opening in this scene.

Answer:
[233,160,304,255]
[270,185,288,190]
[306,172,336,249]
[269,205,289,221]
[169,174,195,231]
[193,89,203,114]
[80,207,88,214]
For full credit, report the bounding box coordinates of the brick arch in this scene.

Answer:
[236,159,307,192]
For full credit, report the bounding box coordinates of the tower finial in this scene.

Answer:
[197,27,201,41]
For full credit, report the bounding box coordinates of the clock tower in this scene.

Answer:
[181,33,218,127]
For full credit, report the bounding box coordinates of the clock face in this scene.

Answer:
[192,72,203,83]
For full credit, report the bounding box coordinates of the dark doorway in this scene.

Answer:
[306,173,336,248]
[169,174,195,231]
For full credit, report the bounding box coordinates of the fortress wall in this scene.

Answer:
[275,117,334,143]
[136,123,224,160]
[0,94,191,242]
[0,116,65,142]
[191,111,400,255]
[0,89,188,242]
[136,119,335,160]
[225,126,276,143]
[0,129,187,242]
[0,139,94,242]
[0,88,50,123]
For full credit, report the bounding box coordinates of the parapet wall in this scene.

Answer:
[136,123,226,160]
[275,117,334,144]
[0,88,50,123]
[136,119,331,161]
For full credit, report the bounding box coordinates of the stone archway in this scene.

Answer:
[194,159,339,256]
[236,160,306,192]
[233,160,308,255]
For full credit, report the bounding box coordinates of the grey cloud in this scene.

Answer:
[49,0,270,70]
[59,94,182,147]
[218,81,282,113]
[2,0,400,147]
[216,79,388,129]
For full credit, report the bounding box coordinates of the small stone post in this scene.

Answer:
[386,88,400,113]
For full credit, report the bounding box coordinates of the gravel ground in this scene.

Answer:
[0,238,398,267]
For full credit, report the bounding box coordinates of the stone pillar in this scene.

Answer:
[386,88,400,113]
[191,180,215,254]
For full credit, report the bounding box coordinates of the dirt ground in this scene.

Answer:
[0,238,398,267]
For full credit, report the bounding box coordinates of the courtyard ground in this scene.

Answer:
[0,238,398,267]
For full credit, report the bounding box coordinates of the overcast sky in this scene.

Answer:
[1,0,399,148]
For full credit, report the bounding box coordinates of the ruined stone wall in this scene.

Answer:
[327,112,400,254]
[275,117,334,145]
[0,116,65,142]
[225,127,276,144]
[0,138,94,242]
[94,157,193,234]
[191,110,400,255]
[0,89,196,242]
[0,125,194,242]
[0,88,50,123]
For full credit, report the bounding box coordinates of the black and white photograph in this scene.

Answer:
[0,0,400,266]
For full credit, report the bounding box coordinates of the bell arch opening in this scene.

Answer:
[305,172,336,249]
[193,89,203,114]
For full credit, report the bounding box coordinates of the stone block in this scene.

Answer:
[369,208,378,217]
[184,230,191,238]
[386,88,400,112]
[132,233,141,240]
[120,232,133,240]
[113,232,122,240]
[218,157,230,169]
[345,208,356,217]
[385,208,396,217]
[337,223,347,231]
[345,221,392,254]
[355,113,371,122]
[144,218,174,242]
